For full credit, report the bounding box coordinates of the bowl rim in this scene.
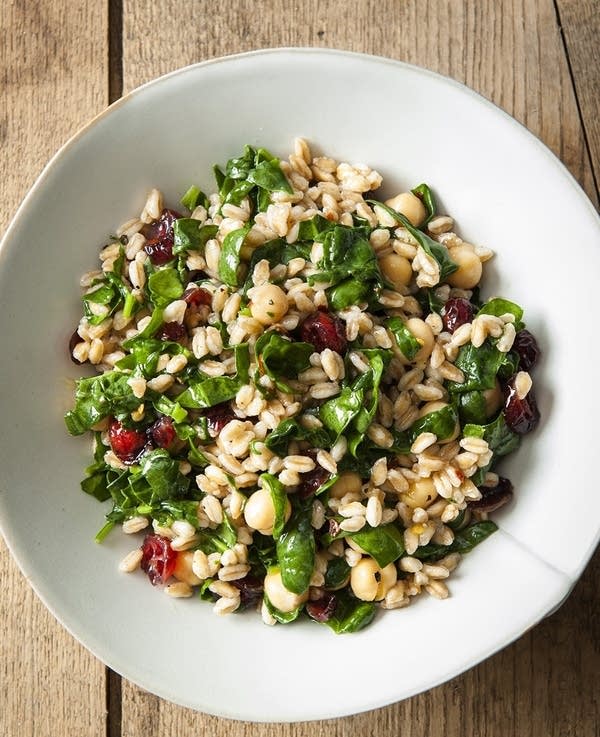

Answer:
[0,47,598,721]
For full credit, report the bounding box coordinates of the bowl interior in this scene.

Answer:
[0,49,598,721]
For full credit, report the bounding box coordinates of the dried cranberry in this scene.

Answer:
[471,477,514,513]
[298,451,330,499]
[68,329,84,364]
[140,533,177,586]
[231,576,264,609]
[142,208,182,265]
[503,377,540,435]
[149,415,176,449]
[108,418,147,463]
[442,298,474,334]
[203,402,235,434]
[183,286,212,307]
[306,592,337,622]
[299,310,347,354]
[156,321,186,342]
[512,329,541,371]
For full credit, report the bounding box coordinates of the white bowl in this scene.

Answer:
[1,49,599,722]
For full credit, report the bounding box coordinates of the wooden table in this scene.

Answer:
[1,2,599,735]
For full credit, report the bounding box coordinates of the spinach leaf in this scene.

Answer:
[255,332,313,392]
[324,590,376,634]
[369,201,458,280]
[176,343,249,409]
[297,214,336,241]
[218,224,251,287]
[264,417,334,457]
[263,591,301,624]
[448,341,506,394]
[148,268,184,308]
[457,390,488,425]
[152,395,188,424]
[385,316,421,361]
[320,386,364,436]
[411,183,436,225]
[350,524,405,567]
[241,238,311,293]
[310,225,381,286]
[464,413,520,457]
[215,513,238,549]
[477,297,524,331]
[260,474,289,540]
[117,336,191,377]
[408,404,458,443]
[217,145,292,209]
[277,508,315,595]
[247,159,293,193]
[351,349,391,436]
[327,278,374,310]
[64,372,141,435]
[172,219,218,256]
[137,449,190,500]
[324,557,351,589]
[180,185,209,212]
[413,521,498,561]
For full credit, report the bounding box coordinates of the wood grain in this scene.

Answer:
[118,1,600,732]
[555,0,600,190]
[0,2,108,736]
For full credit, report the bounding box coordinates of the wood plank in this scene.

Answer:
[555,0,600,191]
[0,2,109,736]
[118,1,599,734]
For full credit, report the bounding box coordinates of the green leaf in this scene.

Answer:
[327,278,374,310]
[296,214,336,242]
[408,404,458,443]
[180,185,208,212]
[413,521,498,561]
[64,372,141,435]
[137,449,190,501]
[263,590,301,623]
[369,201,458,281]
[320,386,364,436]
[277,508,316,595]
[464,413,520,457]
[324,590,376,634]
[350,524,405,567]
[411,183,436,225]
[324,557,351,590]
[172,219,218,256]
[260,474,289,540]
[152,395,188,424]
[385,316,421,361]
[148,268,184,308]
[264,417,334,457]
[457,391,488,425]
[218,224,251,287]
[176,344,249,409]
[247,159,293,193]
[255,332,313,391]
[477,298,524,331]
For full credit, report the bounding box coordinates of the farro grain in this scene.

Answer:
[122,516,149,534]
[166,582,193,598]
[118,548,143,573]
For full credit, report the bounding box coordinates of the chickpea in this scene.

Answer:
[350,557,397,601]
[249,283,289,325]
[483,380,502,418]
[385,192,426,227]
[243,487,291,535]
[379,253,413,290]
[417,400,460,443]
[400,477,438,510]
[329,472,363,499]
[264,568,309,613]
[446,245,483,289]
[392,317,434,364]
[172,551,202,586]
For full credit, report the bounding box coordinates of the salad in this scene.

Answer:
[65,139,540,632]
